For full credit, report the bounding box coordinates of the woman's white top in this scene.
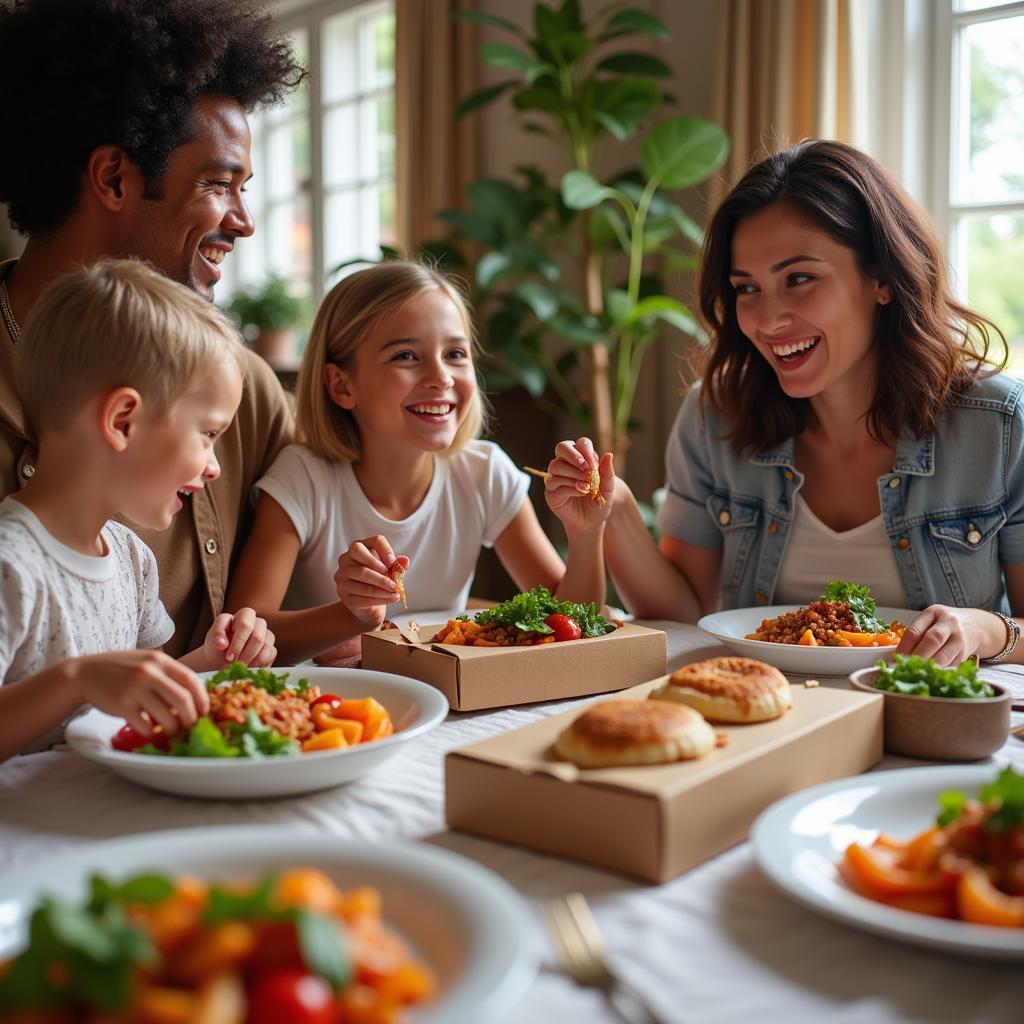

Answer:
[774,494,907,607]
[254,440,529,615]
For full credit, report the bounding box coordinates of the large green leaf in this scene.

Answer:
[641,116,730,190]
[594,110,634,141]
[517,281,561,321]
[588,204,628,250]
[438,209,499,246]
[597,52,672,77]
[504,345,547,396]
[452,10,525,35]
[561,170,619,210]
[513,85,569,116]
[601,9,669,40]
[476,251,513,288]
[605,288,634,327]
[625,295,698,335]
[454,80,518,119]
[549,314,608,345]
[466,179,531,238]
[480,42,550,80]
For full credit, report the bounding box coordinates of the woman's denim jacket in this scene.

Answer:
[656,374,1024,612]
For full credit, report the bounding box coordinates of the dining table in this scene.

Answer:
[0,618,1022,1024]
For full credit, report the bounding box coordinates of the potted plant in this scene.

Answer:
[226,276,306,370]
[440,0,729,468]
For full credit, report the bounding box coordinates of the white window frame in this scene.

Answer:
[225,0,394,305]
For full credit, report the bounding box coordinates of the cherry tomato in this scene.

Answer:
[309,695,344,712]
[111,722,169,752]
[544,613,582,642]
[246,969,335,1024]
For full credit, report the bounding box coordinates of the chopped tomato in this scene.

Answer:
[544,613,582,642]
[246,969,335,1024]
[111,722,169,752]
[310,694,344,712]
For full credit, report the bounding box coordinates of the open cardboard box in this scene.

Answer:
[445,677,884,882]
[361,622,666,711]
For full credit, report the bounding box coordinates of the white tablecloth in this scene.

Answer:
[1,622,1022,1024]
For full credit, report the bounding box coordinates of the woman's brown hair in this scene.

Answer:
[699,139,1006,452]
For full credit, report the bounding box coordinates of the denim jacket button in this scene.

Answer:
[769,521,778,534]
[718,510,731,525]
[784,470,795,481]
[966,528,982,545]
[756,590,768,604]
[897,537,910,551]
[888,476,901,489]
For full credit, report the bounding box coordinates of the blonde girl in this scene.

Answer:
[227,261,613,664]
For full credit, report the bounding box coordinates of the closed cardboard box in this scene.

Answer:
[445,678,883,882]
[361,622,667,712]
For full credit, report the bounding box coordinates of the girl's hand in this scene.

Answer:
[335,536,407,628]
[71,650,210,739]
[204,608,277,668]
[544,437,614,535]
[896,605,1006,667]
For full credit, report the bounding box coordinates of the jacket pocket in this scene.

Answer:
[926,507,1006,607]
[707,494,762,593]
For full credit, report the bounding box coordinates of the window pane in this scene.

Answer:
[359,93,395,180]
[324,103,360,188]
[955,15,1024,203]
[266,117,310,202]
[379,180,396,246]
[962,212,1024,374]
[266,196,312,284]
[323,10,359,104]
[364,10,396,91]
[324,189,362,284]
[957,1,1021,12]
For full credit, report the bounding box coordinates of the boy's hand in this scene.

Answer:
[335,536,407,629]
[204,608,277,669]
[544,437,614,535]
[70,650,209,739]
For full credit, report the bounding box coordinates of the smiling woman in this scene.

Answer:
[604,139,1024,670]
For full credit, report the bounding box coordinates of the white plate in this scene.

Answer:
[752,765,1024,959]
[66,667,448,799]
[698,605,915,675]
[0,827,538,1022]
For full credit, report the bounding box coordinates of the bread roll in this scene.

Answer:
[554,699,715,767]
[650,656,792,723]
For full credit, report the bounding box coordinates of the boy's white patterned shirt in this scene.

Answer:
[0,497,174,750]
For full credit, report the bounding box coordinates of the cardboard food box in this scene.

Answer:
[361,622,667,712]
[445,678,883,882]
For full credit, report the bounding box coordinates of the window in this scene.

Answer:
[943,1,1024,369]
[219,0,396,310]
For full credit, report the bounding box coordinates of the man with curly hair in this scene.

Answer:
[0,0,307,656]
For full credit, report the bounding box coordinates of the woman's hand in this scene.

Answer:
[544,436,614,535]
[335,536,407,628]
[896,605,1008,666]
[204,608,277,669]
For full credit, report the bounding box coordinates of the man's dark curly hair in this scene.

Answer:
[0,0,306,235]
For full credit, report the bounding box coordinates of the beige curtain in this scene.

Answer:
[714,0,867,190]
[394,0,479,252]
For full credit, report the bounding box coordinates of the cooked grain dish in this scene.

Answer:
[747,600,904,647]
[208,680,321,742]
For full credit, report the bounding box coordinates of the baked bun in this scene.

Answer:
[651,657,792,723]
[554,699,715,767]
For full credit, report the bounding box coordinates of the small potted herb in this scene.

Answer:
[226,276,306,369]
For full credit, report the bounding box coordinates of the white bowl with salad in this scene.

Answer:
[698,580,915,676]
[65,665,449,799]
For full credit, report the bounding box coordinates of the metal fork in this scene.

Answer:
[546,892,669,1024]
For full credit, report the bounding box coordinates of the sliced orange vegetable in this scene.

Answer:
[797,628,817,646]
[332,698,392,740]
[301,728,348,752]
[882,892,957,918]
[843,843,956,898]
[276,868,339,914]
[958,867,1024,927]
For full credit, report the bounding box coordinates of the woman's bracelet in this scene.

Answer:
[980,610,1020,664]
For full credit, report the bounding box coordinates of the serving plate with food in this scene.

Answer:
[65,665,449,799]
[0,826,538,1022]
[698,580,914,674]
[751,764,1024,958]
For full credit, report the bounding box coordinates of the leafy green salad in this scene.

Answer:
[871,653,996,699]
[462,585,616,638]
[820,580,891,633]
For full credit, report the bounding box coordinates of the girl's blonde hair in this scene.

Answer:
[17,258,245,434]
[297,261,487,462]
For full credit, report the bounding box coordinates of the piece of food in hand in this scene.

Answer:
[555,699,715,767]
[389,558,408,611]
[650,656,792,723]
[523,464,606,507]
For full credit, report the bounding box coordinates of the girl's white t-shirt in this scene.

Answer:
[774,494,907,607]
[254,440,530,614]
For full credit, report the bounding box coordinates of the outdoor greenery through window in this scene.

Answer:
[218,0,396,321]
[950,0,1024,372]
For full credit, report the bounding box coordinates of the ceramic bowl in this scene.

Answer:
[848,667,1011,760]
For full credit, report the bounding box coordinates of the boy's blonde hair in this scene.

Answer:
[297,261,488,462]
[16,258,246,434]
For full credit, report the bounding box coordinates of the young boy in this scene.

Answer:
[0,259,276,761]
